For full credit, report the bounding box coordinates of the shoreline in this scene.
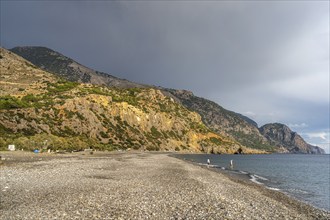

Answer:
[183,159,329,212]
[1,151,329,219]
[172,153,330,212]
[174,154,330,212]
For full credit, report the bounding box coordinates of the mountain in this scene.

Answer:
[235,113,258,128]
[166,89,273,151]
[8,46,325,154]
[9,46,274,152]
[10,46,146,88]
[259,123,325,154]
[1,47,264,154]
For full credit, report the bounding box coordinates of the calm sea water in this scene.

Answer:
[175,154,330,211]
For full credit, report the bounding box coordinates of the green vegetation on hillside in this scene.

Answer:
[0,46,254,153]
[0,96,28,109]
[47,80,79,93]
[230,131,274,152]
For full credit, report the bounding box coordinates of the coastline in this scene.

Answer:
[173,153,330,212]
[1,151,329,219]
[174,155,329,212]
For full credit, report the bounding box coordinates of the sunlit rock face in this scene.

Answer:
[259,123,325,154]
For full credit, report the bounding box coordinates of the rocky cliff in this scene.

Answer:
[259,123,325,154]
[9,46,274,152]
[1,47,263,154]
[8,46,325,154]
[166,89,273,151]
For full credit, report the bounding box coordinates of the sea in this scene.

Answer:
[175,154,330,211]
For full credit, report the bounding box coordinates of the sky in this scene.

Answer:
[1,1,329,153]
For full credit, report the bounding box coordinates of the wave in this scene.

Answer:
[249,174,264,185]
[174,154,329,211]
[195,160,279,191]
[286,188,310,195]
[254,174,269,181]
[197,163,223,169]
[267,187,281,191]
[198,162,270,187]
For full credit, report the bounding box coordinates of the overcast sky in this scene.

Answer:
[1,1,329,152]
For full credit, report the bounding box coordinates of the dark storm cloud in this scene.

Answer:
[1,1,329,151]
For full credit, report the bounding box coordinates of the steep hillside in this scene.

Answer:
[10,46,274,151]
[10,46,146,88]
[259,123,325,154]
[0,48,56,96]
[1,47,263,154]
[9,46,324,154]
[166,89,274,151]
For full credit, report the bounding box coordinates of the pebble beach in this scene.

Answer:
[0,151,329,220]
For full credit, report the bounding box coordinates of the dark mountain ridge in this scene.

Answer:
[259,123,325,154]
[10,46,147,89]
[9,46,325,154]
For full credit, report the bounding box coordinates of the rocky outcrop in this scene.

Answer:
[9,46,274,152]
[1,47,264,154]
[166,89,273,151]
[7,46,325,154]
[259,123,325,154]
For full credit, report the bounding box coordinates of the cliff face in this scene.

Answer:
[1,47,263,154]
[8,46,325,154]
[259,123,325,154]
[10,46,273,152]
[167,89,274,152]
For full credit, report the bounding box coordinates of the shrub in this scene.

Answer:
[0,96,28,109]
[180,145,189,150]
[209,137,223,145]
[76,112,85,120]
[64,109,75,119]
[150,126,162,138]
[0,138,8,150]
[100,131,109,138]
[146,145,160,151]
[47,81,79,93]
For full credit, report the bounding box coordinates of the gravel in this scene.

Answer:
[0,151,329,220]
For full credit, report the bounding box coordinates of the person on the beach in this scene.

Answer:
[230,159,234,169]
